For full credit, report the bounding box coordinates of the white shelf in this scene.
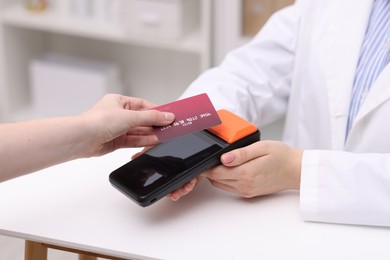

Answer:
[0,0,212,121]
[1,4,203,54]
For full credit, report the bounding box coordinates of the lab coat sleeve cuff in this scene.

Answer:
[299,150,320,221]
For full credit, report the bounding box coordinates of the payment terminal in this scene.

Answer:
[109,109,261,207]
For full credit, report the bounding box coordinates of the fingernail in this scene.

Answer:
[184,182,193,192]
[169,194,178,201]
[164,112,175,121]
[221,153,235,164]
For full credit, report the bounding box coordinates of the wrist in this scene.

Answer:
[63,115,98,159]
[289,148,302,190]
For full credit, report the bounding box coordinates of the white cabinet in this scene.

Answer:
[124,0,199,40]
[0,0,212,120]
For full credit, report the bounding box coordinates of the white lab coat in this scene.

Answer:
[181,0,390,226]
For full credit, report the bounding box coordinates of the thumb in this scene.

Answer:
[220,141,265,167]
[128,110,175,127]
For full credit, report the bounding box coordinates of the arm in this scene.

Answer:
[220,146,390,227]
[170,4,301,201]
[0,94,174,182]
[172,141,390,227]
[181,4,299,126]
[301,150,390,226]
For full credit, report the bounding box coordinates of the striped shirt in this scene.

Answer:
[346,0,390,135]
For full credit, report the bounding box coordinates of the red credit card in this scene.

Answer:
[153,93,221,142]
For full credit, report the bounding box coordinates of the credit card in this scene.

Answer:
[153,93,221,142]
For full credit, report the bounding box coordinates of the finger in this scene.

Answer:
[119,95,157,110]
[168,178,198,201]
[202,166,238,181]
[131,146,153,159]
[220,141,269,167]
[123,135,160,148]
[126,126,155,136]
[206,178,243,196]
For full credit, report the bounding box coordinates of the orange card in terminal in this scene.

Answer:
[109,109,260,207]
